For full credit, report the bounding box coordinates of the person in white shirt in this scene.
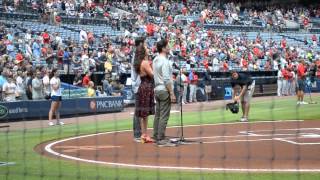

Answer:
[32,70,44,100]
[43,69,50,97]
[277,65,284,96]
[79,29,88,43]
[15,71,27,100]
[2,75,17,102]
[48,69,64,126]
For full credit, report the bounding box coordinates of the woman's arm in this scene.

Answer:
[142,60,153,78]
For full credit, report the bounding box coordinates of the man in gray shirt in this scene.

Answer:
[32,70,44,100]
[153,39,176,147]
[131,37,144,142]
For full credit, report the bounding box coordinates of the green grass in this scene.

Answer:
[1,96,320,180]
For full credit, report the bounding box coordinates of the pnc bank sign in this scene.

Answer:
[0,105,9,119]
[90,100,123,111]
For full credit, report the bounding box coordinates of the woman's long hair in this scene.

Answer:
[49,68,58,79]
[134,43,147,74]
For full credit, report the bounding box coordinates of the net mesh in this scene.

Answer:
[0,1,320,180]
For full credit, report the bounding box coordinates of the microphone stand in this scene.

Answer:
[172,54,202,145]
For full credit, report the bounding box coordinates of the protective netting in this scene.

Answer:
[1,1,320,180]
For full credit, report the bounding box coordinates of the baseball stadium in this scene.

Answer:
[1,0,320,180]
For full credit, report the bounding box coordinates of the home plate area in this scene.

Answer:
[40,120,320,172]
[240,128,320,145]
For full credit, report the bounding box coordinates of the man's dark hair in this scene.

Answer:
[157,39,168,53]
[135,37,145,47]
[230,70,238,75]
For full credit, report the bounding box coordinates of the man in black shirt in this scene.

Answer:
[230,71,255,122]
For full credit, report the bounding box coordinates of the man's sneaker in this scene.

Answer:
[48,122,55,126]
[297,101,301,105]
[240,117,248,122]
[300,101,308,105]
[57,121,65,126]
[157,140,177,147]
[133,138,141,143]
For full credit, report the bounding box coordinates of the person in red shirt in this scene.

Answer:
[223,61,229,71]
[146,23,154,36]
[42,29,50,44]
[15,50,24,64]
[297,59,307,104]
[82,71,91,88]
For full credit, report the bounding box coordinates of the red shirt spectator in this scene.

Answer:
[223,61,229,71]
[16,52,23,63]
[167,15,173,23]
[82,73,91,87]
[42,31,50,44]
[282,68,289,80]
[146,23,154,36]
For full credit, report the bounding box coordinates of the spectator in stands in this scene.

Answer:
[25,71,33,100]
[189,70,198,103]
[63,48,71,74]
[102,74,112,96]
[0,40,6,56]
[32,39,41,61]
[15,70,27,100]
[82,71,91,88]
[277,65,284,97]
[73,71,83,87]
[42,29,50,45]
[204,68,212,102]
[81,51,90,73]
[32,70,44,100]
[79,29,88,44]
[110,75,124,96]
[87,81,96,97]
[0,69,7,101]
[43,69,50,99]
[2,75,17,102]
[48,68,64,126]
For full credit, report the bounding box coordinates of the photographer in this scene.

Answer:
[230,71,255,122]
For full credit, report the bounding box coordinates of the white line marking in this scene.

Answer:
[275,138,320,145]
[246,128,320,133]
[0,162,15,167]
[44,120,320,172]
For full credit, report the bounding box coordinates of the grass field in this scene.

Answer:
[1,96,320,180]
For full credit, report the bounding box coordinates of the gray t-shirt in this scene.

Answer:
[32,78,44,100]
[153,54,173,92]
[131,52,141,94]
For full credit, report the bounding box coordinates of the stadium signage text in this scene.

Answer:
[96,100,123,109]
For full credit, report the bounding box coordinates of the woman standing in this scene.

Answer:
[134,41,155,143]
[48,69,64,126]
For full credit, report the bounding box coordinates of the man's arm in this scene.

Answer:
[238,85,247,98]
[162,60,174,98]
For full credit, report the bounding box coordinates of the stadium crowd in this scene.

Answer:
[0,1,320,103]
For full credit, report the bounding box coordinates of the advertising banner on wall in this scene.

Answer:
[0,96,124,121]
